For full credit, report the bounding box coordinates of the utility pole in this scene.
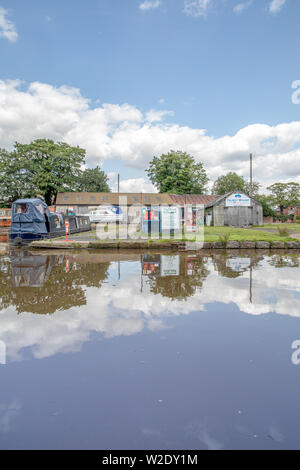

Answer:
[250,153,253,196]
[116,174,120,240]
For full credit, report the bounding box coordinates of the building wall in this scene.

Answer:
[212,194,263,227]
[213,205,224,226]
[283,206,300,222]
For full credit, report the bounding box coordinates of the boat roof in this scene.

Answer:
[13,198,48,206]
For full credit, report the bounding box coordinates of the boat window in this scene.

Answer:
[14,203,29,214]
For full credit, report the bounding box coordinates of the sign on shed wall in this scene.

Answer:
[225,193,252,207]
[161,206,180,230]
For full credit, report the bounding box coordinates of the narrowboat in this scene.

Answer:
[10,198,91,245]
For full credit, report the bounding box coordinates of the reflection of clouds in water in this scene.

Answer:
[235,422,285,444]
[0,257,300,362]
[267,425,284,443]
[0,400,21,433]
[0,340,6,364]
[185,422,223,450]
[202,262,300,317]
[141,427,162,438]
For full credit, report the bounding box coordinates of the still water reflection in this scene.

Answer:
[0,248,300,449]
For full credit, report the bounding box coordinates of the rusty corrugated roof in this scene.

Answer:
[56,192,175,205]
[169,194,218,206]
[56,192,221,206]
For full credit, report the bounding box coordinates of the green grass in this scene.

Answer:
[259,223,300,232]
[203,226,296,243]
[54,225,298,244]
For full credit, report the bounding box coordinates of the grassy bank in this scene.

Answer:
[259,223,300,232]
[61,225,298,244]
[203,226,296,243]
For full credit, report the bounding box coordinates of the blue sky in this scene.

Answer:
[0,0,299,191]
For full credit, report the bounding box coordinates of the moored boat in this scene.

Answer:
[10,198,91,245]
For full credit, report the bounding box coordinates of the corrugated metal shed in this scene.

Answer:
[204,191,263,226]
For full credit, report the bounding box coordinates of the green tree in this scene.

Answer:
[212,172,261,196]
[244,181,261,197]
[77,166,110,192]
[146,150,209,194]
[212,172,245,195]
[0,148,31,206]
[0,139,86,206]
[255,194,276,218]
[267,182,300,214]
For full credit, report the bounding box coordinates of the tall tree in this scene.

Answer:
[212,172,244,195]
[146,150,209,194]
[267,182,300,214]
[0,148,30,205]
[244,181,261,197]
[77,166,110,192]
[212,172,260,196]
[255,194,276,218]
[0,139,86,206]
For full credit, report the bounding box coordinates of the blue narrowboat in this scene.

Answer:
[10,198,91,245]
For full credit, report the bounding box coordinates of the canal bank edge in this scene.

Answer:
[29,239,300,250]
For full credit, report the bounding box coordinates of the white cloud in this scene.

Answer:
[233,0,254,14]
[269,0,287,14]
[0,7,18,42]
[0,79,300,188]
[118,177,157,193]
[0,400,21,433]
[108,173,157,193]
[146,109,174,123]
[139,0,160,11]
[184,0,212,18]
[1,254,300,362]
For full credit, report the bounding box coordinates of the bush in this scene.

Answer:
[277,226,290,237]
[218,233,230,245]
[275,214,288,223]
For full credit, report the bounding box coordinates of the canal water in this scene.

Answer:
[0,248,300,450]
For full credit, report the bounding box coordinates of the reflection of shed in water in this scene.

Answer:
[142,254,161,276]
[11,251,56,287]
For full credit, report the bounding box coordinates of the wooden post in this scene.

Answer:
[65,220,71,241]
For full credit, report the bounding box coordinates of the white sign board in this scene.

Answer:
[225,193,251,207]
[226,258,251,272]
[160,255,180,277]
[161,206,180,230]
